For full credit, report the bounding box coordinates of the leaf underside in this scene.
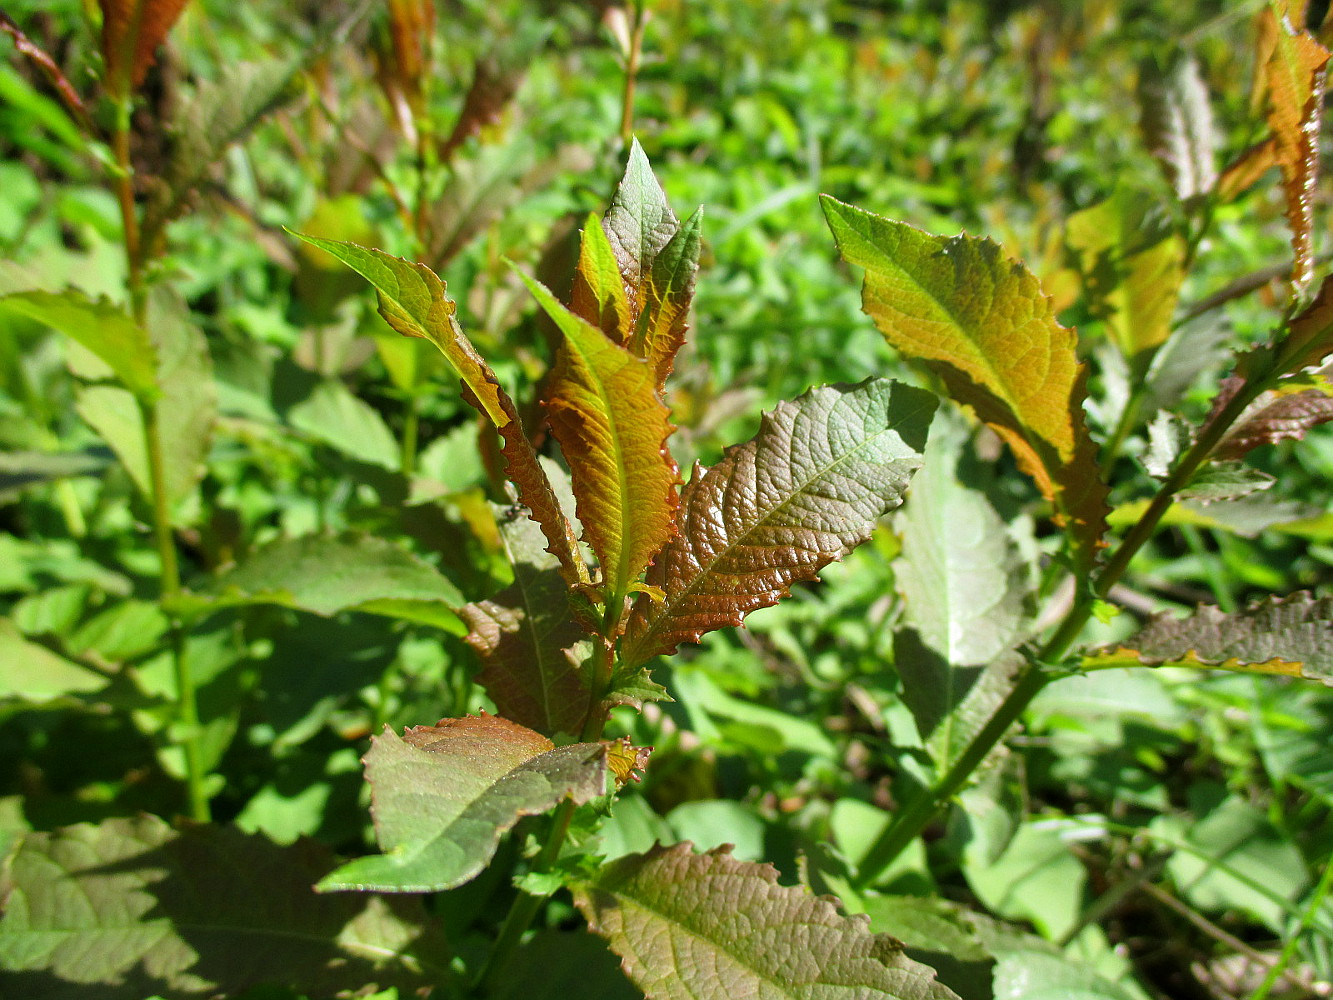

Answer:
[1136,51,1218,201]
[99,0,190,90]
[1086,591,1333,685]
[822,196,1109,574]
[319,715,607,892]
[573,842,961,1000]
[622,378,935,667]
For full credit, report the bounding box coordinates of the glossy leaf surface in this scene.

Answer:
[623,378,934,666]
[319,715,607,892]
[573,843,960,1000]
[823,196,1108,572]
[1137,51,1218,200]
[522,272,678,602]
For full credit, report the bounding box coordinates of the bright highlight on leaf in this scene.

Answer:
[1085,592,1333,685]
[319,715,608,893]
[622,378,935,667]
[1261,3,1331,293]
[520,271,679,604]
[573,843,961,1000]
[822,196,1109,573]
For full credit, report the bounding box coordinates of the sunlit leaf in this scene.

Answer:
[1217,386,1333,457]
[319,715,607,892]
[1085,591,1333,684]
[1137,51,1218,200]
[573,843,960,1000]
[98,0,190,93]
[1262,4,1330,292]
[823,196,1109,573]
[622,378,934,667]
[636,206,702,390]
[0,814,444,997]
[0,617,107,703]
[292,234,585,583]
[0,289,158,400]
[1065,189,1185,367]
[603,139,680,337]
[520,271,678,603]
[461,508,593,737]
[571,211,633,342]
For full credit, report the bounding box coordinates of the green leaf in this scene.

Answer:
[1137,51,1218,200]
[520,270,679,603]
[461,506,593,737]
[0,814,444,997]
[1065,189,1185,367]
[0,289,158,400]
[963,819,1086,942]
[0,447,111,502]
[489,930,640,1000]
[622,378,934,667]
[292,234,585,584]
[990,949,1141,1000]
[288,378,401,469]
[0,617,107,703]
[573,843,960,1000]
[1261,4,1330,292]
[822,196,1109,573]
[1085,591,1333,684]
[571,211,633,343]
[319,715,608,892]
[1176,461,1275,502]
[143,58,301,245]
[636,205,702,390]
[603,139,681,338]
[189,531,464,623]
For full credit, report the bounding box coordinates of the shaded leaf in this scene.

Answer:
[1065,189,1185,367]
[1262,4,1331,292]
[0,814,443,998]
[98,0,190,92]
[1217,137,1279,201]
[0,289,157,400]
[489,929,640,1000]
[1086,591,1333,684]
[1137,51,1218,200]
[623,378,934,667]
[461,506,593,737]
[292,234,584,583]
[521,271,678,603]
[573,843,960,1000]
[0,618,107,703]
[1216,384,1333,458]
[319,715,607,892]
[895,417,1026,666]
[823,196,1109,573]
[571,212,633,343]
[439,53,525,162]
[0,447,112,502]
[1177,461,1275,501]
[636,205,702,390]
[143,59,300,246]
[190,531,463,624]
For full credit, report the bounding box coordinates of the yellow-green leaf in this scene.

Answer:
[822,196,1108,573]
[571,212,632,344]
[520,271,678,604]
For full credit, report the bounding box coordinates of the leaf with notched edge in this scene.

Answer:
[462,508,593,737]
[1085,592,1333,686]
[99,0,190,93]
[290,234,585,585]
[572,212,633,343]
[636,206,702,391]
[1262,4,1330,293]
[573,843,961,1000]
[319,715,608,893]
[622,378,934,668]
[822,196,1109,574]
[520,271,679,605]
[604,139,680,335]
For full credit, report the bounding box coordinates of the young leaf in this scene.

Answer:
[291,234,585,584]
[822,196,1109,573]
[98,0,190,93]
[622,378,935,667]
[1262,4,1331,292]
[1065,190,1185,368]
[461,507,593,737]
[573,843,961,1000]
[1085,592,1333,684]
[1137,51,1218,200]
[604,139,681,336]
[637,206,702,390]
[1213,381,1333,458]
[0,289,158,400]
[571,211,633,342]
[190,531,464,624]
[0,814,444,997]
[520,271,679,604]
[319,715,608,892]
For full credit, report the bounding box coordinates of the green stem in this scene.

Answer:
[854,368,1272,887]
[400,392,420,478]
[1247,846,1333,1000]
[1180,524,1237,613]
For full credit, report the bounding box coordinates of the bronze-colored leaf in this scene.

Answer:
[99,0,191,94]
